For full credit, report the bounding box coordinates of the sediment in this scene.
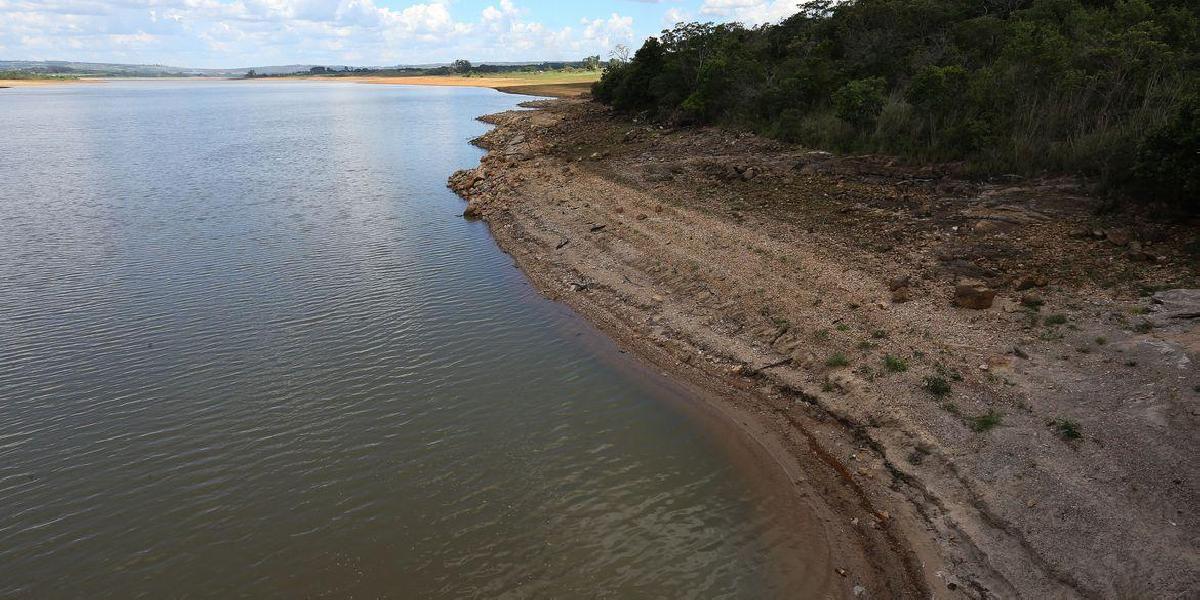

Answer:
[449,98,1200,599]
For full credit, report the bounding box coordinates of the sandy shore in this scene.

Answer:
[450,99,1200,598]
[0,79,90,88]
[277,74,596,98]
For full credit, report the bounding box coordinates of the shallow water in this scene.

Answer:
[0,81,807,598]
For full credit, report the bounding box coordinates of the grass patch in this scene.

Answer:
[970,410,1004,433]
[883,355,909,373]
[1044,314,1068,326]
[923,375,951,397]
[1049,418,1083,441]
[826,353,850,368]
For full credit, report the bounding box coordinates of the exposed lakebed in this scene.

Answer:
[0,82,814,598]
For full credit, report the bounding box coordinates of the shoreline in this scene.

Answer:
[0,76,594,98]
[0,78,91,88]
[449,98,1200,598]
[261,75,597,98]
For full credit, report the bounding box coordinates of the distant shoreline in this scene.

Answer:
[0,79,91,88]
[0,75,596,98]
[270,74,596,98]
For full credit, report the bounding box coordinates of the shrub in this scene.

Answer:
[826,353,850,368]
[1049,418,1083,441]
[970,410,1004,432]
[832,77,888,128]
[923,375,951,397]
[883,355,909,373]
[592,1,1200,202]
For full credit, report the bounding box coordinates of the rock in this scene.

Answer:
[462,201,483,219]
[972,219,1001,234]
[1127,241,1156,262]
[954,279,996,309]
[888,275,911,291]
[1150,289,1200,322]
[1106,229,1132,246]
[1014,273,1048,291]
[1020,292,1044,308]
[891,287,910,303]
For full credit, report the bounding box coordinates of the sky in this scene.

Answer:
[0,1,804,68]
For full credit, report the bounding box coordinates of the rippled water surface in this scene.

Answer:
[0,82,805,598]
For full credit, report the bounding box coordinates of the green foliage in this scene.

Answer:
[923,375,951,397]
[0,70,78,80]
[826,353,850,368]
[1044,313,1068,325]
[1131,93,1200,211]
[883,355,909,373]
[832,77,887,128]
[970,410,1004,432]
[1049,418,1083,441]
[594,1,1200,208]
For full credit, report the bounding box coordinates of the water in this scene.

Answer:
[0,82,810,598]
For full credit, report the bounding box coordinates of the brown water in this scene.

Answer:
[0,81,815,598]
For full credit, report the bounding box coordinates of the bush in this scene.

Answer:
[883,355,909,373]
[832,77,887,128]
[923,375,951,397]
[1132,94,1200,212]
[593,1,1200,205]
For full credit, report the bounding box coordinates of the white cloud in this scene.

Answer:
[699,0,797,24]
[0,0,637,67]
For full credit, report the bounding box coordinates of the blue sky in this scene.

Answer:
[0,1,800,68]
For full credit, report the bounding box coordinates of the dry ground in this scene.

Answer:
[450,99,1200,599]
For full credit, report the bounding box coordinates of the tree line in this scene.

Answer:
[593,0,1198,209]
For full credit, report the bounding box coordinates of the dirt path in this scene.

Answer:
[450,99,1200,598]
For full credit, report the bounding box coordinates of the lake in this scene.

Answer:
[0,81,810,598]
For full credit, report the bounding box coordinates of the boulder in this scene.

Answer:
[888,275,912,291]
[954,279,996,309]
[1106,229,1132,246]
[1150,289,1200,323]
[1014,273,1049,291]
[462,201,483,219]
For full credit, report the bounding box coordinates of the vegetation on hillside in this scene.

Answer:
[0,71,79,81]
[594,0,1198,209]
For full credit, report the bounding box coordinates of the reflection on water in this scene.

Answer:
[0,82,807,598]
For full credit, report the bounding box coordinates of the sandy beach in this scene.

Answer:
[0,79,89,88]
[278,73,598,98]
[449,98,1200,598]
